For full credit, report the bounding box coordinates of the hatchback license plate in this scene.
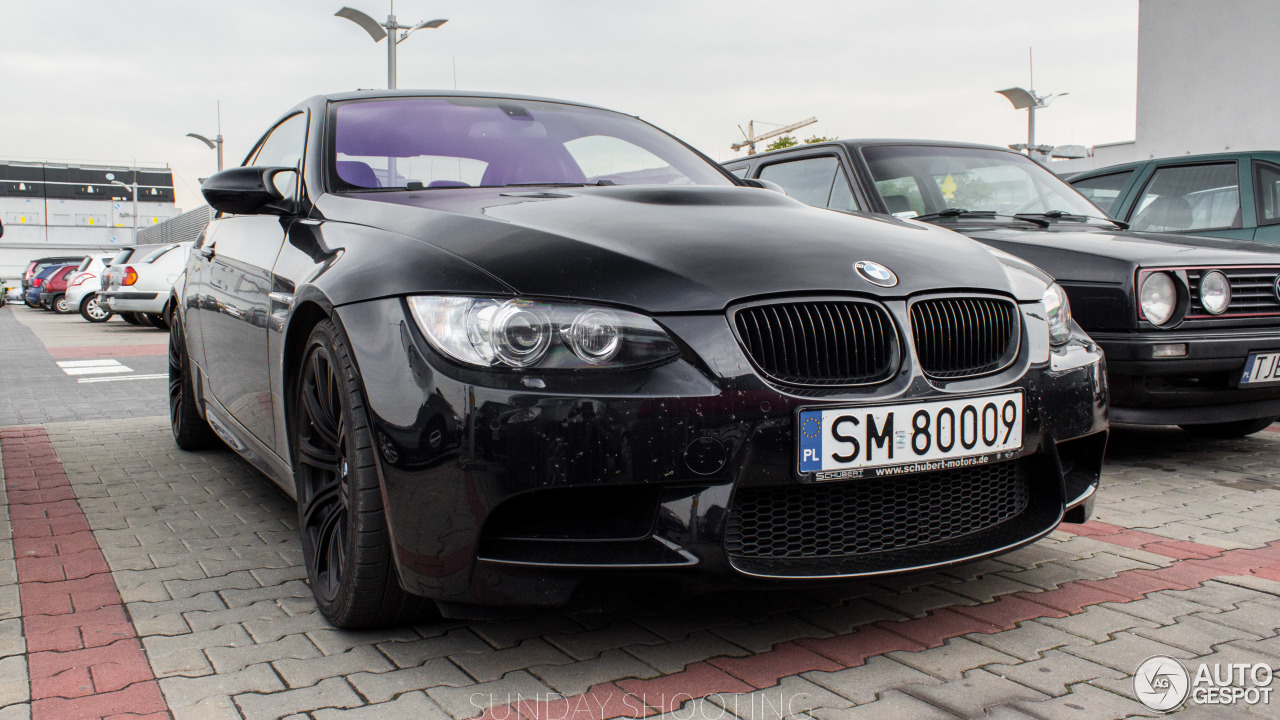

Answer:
[1241,352,1280,385]
[798,391,1023,480]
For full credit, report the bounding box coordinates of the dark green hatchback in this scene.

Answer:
[1068,151,1280,243]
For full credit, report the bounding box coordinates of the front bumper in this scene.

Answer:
[1093,328,1280,425]
[102,290,163,314]
[334,297,1108,610]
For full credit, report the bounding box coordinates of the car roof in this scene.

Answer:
[305,89,614,113]
[1070,150,1280,180]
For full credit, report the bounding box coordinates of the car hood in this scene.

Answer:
[954,224,1280,284]
[315,186,1025,312]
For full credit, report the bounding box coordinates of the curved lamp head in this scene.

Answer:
[186,133,217,150]
[335,7,387,42]
[400,18,448,42]
[996,87,1039,110]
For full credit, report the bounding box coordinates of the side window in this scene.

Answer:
[1129,163,1241,232]
[1070,170,1134,216]
[726,165,751,179]
[758,156,842,209]
[1255,161,1280,226]
[249,113,307,169]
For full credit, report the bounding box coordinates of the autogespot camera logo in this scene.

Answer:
[1134,655,1190,712]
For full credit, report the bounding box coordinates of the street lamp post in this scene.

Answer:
[996,86,1067,161]
[187,100,225,172]
[996,50,1066,162]
[109,178,139,244]
[335,3,448,89]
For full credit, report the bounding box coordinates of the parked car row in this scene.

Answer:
[6,244,192,328]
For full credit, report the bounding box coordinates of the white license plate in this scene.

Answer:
[1241,352,1280,385]
[798,391,1023,480]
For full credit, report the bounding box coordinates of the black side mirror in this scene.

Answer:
[201,166,297,216]
[740,177,788,195]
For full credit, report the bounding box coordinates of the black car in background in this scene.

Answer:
[727,140,1280,437]
[170,91,1106,625]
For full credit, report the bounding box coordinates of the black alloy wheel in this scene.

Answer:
[168,307,218,450]
[1179,416,1279,439]
[80,294,112,323]
[293,319,432,628]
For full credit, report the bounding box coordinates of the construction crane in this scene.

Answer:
[732,117,818,155]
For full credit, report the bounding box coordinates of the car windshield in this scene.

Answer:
[331,97,733,190]
[862,145,1103,220]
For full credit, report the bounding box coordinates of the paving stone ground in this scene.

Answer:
[2,303,1279,719]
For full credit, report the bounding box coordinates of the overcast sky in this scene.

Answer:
[1,1,1139,210]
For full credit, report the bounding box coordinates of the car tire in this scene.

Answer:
[293,319,434,628]
[120,312,143,326]
[79,294,113,323]
[168,307,219,451]
[1179,416,1279,439]
[146,312,169,330]
[53,294,69,314]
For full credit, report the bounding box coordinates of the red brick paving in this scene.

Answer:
[708,641,843,688]
[1,427,169,720]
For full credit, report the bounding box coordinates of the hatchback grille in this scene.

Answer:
[725,461,1029,560]
[1188,267,1280,317]
[910,297,1019,378]
[733,301,897,386]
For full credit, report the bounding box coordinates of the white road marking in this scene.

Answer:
[62,365,134,376]
[77,373,167,384]
[56,359,123,368]
[57,359,133,376]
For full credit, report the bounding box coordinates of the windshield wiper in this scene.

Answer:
[912,208,1050,228]
[1015,210,1129,230]
[498,180,617,188]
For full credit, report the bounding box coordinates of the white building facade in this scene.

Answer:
[0,161,179,279]
[1053,0,1280,173]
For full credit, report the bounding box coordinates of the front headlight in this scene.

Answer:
[1043,283,1072,346]
[1139,272,1177,326]
[1199,270,1231,315]
[408,296,680,370]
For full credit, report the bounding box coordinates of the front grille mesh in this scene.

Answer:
[725,461,1029,559]
[1188,268,1280,316]
[734,301,896,386]
[910,297,1019,378]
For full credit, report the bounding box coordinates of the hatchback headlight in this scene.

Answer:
[1199,270,1231,315]
[408,296,680,370]
[1043,283,1072,346]
[1139,272,1177,326]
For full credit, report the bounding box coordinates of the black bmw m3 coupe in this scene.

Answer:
[169,91,1108,626]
